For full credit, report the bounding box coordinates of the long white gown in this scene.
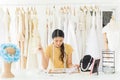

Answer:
[0,8,11,43]
[67,15,79,64]
[102,19,120,72]
[3,9,11,42]
[86,11,99,58]
[0,8,5,71]
[26,10,40,70]
[76,9,83,60]
[78,9,86,58]
[16,9,26,69]
[95,8,103,55]
[95,8,103,70]
[85,9,92,36]
[47,11,53,45]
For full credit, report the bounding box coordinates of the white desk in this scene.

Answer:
[0,70,120,80]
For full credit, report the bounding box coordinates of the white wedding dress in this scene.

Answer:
[102,19,120,72]
[86,11,99,58]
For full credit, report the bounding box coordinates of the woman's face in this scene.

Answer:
[53,37,64,48]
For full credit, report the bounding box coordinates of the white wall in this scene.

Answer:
[0,0,120,6]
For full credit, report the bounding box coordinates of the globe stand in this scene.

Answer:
[0,43,20,79]
[1,47,15,78]
[1,61,14,78]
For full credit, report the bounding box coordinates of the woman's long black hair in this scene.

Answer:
[52,29,65,63]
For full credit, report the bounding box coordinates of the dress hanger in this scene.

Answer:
[80,6,84,12]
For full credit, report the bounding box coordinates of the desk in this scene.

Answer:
[0,70,120,80]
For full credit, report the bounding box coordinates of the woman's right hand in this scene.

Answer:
[38,44,44,54]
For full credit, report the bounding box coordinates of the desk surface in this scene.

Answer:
[0,70,120,80]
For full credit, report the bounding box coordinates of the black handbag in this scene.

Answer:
[80,55,94,72]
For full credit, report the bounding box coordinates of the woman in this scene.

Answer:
[38,29,79,70]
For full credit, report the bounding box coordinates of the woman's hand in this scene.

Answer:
[38,44,44,54]
[38,44,49,69]
[71,64,80,72]
[72,64,80,69]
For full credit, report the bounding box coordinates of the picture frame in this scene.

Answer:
[90,59,100,75]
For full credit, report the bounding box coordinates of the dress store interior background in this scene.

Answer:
[0,0,120,79]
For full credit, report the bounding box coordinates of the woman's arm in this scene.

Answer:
[67,54,79,69]
[67,54,73,68]
[38,45,49,69]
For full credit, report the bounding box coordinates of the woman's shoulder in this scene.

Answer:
[46,44,53,49]
[64,43,72,47]
[64,43,73,50]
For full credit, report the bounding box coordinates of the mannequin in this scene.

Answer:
[102,14,120,72]
[0,43,20,78]
[1,47,15,78]
[102,15,120,50]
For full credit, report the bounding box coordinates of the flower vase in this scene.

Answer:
[1,61,14,78]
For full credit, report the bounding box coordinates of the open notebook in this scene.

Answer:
[48,67,80,74]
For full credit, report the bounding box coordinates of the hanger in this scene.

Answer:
[95,5,99,11]
[80,6,84,12]
[46,7,50,16]
[60,7,65,14]
[84,5,88,11]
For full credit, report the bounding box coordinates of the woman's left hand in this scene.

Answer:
[72,64,80,68]
[71,64,80,72]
